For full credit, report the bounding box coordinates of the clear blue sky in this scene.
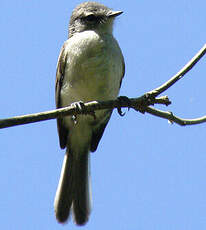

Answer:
[0,1,206,229]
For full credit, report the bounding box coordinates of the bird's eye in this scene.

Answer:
[84,14,97,22]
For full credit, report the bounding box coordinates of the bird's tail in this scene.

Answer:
[54,148,91,225]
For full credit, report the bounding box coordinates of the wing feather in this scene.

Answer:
[55,43,68,149]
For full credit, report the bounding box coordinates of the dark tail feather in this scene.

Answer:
[72,151,91,225]
[54,150,74,223]
[54,148,91,225]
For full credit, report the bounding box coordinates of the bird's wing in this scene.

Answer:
[90,110,112,152]
[55,42,68,149]
[119,53,125,88]
[90,54,125,152]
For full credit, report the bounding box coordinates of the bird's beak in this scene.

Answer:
[108,10,123,18]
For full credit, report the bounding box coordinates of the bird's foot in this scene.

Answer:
[71,101,85,124]
[71,101,96,124]
[117,96,131,116]
[71,101,85,111]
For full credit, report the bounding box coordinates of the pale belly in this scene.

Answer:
[60,30,124,129]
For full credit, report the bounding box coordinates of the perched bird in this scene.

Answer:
[54,1,125,226]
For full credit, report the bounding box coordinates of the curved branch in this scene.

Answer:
[145,106,206,126]
[148,43,206,97]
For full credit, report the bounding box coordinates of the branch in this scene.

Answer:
[145,107,206,126]
[0,44,206,129]
[0,96,170,129]
[148,43,206,97]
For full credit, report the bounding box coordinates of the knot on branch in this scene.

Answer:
[132,93,156,113]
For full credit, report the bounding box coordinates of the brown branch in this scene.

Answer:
[0,96,170,129]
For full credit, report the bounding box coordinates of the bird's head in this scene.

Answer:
[69,1,123,37]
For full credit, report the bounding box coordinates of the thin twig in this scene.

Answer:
[148,43,206,97]
[145,106,206,126]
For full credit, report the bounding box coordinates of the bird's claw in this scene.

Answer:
[117,96,131,117]
[71,101,85,112]
[71,101,96,124]
[71,101,85,124]
[117,107,125,116]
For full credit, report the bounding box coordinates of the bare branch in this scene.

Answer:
[0,96,170,129]
[148,43,206,97]
[145,106,206,126]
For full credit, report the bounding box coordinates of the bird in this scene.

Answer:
[54,1,125,226]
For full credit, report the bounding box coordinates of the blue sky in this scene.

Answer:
[0,0,206,229]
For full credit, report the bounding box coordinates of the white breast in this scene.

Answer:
[60,30,124,128]
[61,30,123,103]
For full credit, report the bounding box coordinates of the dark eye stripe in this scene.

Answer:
[80,14,106,24]
[85,14,97,21]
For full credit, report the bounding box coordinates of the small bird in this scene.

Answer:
[54,1,125,226]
